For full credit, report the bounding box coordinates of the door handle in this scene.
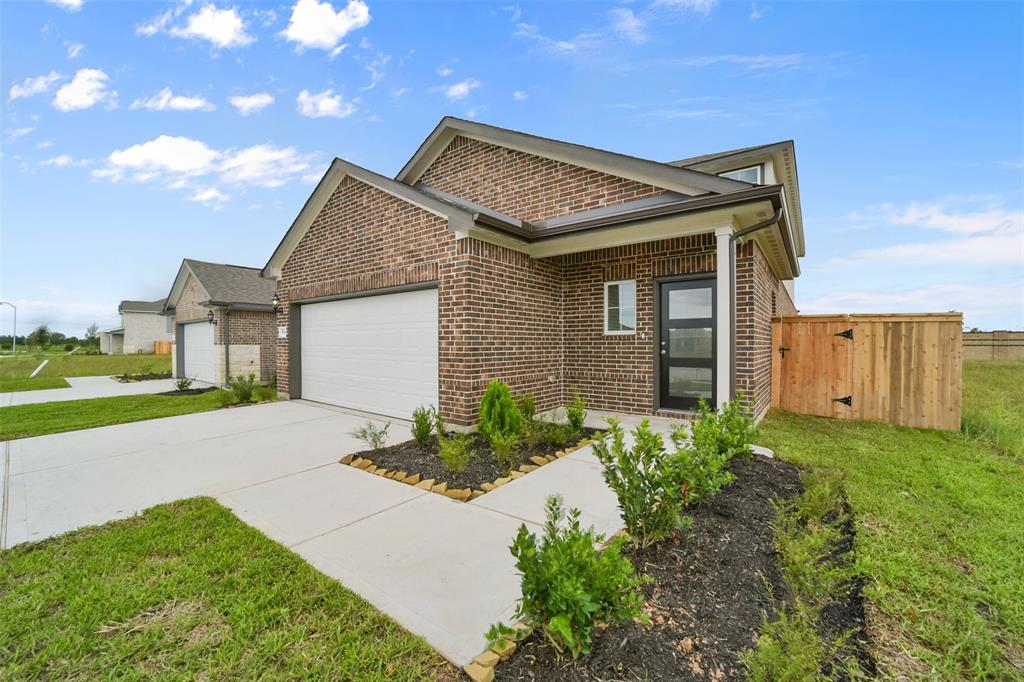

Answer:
[660,349,666,355]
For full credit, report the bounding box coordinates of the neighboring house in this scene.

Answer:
[99,299,172,354]
[262,117,803,425]
[162,259,277,386]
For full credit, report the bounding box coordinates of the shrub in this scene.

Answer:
[517,393,536,423]
[433,408,447,439]
[229,374,257,403]
[63,343,73,352]
[593,418,689,548]
[438,432,473,473]
[253,385,276,402]
[690,396,755,460]
[478,380,523,440]
[350,421,390,451]
[566,391,587,434]
[175,377,193,392]
[490,431,521,471]
[543,421,573,449]
[214,388,238,408]
[670,423,735,507]
[522,418,546,451]
[412,405,435,445]
[489,495,648,658]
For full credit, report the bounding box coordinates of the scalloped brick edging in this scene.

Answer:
[338,436,598,503]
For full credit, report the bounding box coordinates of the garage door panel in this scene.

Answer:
[182,322,216,384]
[300,288,438,419]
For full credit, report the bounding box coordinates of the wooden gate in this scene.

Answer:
[771,313,963,431]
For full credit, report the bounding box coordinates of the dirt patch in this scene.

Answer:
[156,387,218,397]
[97,599,231,647]
[351,429,601,490]
[500,455,819,681]
[114,372,173,383]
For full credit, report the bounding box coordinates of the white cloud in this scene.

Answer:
[65,41,84,59]
[436,65,454,77]
[219,145,314,188]
[503,4,522,21]
[228,92,274,115]
[880,201,1023,235]
[9,71,62,101]
[130,87,216,112]
[390,87,409,97]
[170,4,254,48]
[38,154,88,167]
[45,0,83,11]
[280,0,371,53]
[512,90,528,101]
[136,5,185,37]
[8,298,119,337]
[52,68,117,111]
[654,0,718,15]
[4,127,35,140]
[442,78,480,101]
[96,135,220,181]
[296,88,357,118]
[361,53,391,90]
[36,139,54,149]
[188,186,230,207]
[750,2,768,19]
[674,54,806,70]
[513,22,601,53]
[609,8,647,43]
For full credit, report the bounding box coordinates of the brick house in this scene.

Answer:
[262,118,803,425]
[163,259,277,386]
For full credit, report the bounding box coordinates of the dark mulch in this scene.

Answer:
[501,455,806,682]
[351,429,601,490]
[820,506,876,678]
[114,372,173,383]
[156,386,218,397]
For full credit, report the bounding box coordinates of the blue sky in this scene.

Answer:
[2,0,1022,336]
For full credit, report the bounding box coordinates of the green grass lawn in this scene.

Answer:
[0,391,224,440]
[757,360,1024,680]
[0,353,171,393]
[0,498,449,681]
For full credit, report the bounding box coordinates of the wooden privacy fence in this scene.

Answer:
[153,340,172,355]
[771,313,963,431]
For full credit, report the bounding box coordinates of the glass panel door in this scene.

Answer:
[659,279,715,410]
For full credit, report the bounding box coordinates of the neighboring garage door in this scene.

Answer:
[300,287,438,419]
[182,321,216,384]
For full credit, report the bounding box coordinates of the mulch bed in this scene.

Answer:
[350,429,602,491]
[156,387,218,397]
[500,454,871,681]
[113,372,173,383]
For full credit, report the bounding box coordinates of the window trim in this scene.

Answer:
[604,279,637,335]
[718,164,763,184]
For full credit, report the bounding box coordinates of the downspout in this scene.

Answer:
[728,207,783,402]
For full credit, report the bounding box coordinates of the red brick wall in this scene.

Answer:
[558,235,717,415]
[417,136,668,224]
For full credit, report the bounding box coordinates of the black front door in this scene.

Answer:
[658,279,716,410]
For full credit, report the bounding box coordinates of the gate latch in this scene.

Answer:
[778,345,790,358]
[834,328,854,340]
[833,395,853,407]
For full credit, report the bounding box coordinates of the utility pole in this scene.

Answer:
[0,301,16,354]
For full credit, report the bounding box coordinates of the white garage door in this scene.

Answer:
[300,288,438,419]
[182,321,216,384]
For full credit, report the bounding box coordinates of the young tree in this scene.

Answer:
[27,325,52,348]
[84,323,99,346]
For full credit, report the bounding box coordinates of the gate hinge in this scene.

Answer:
[833,395,853,407]
[834,328,854,340]
[778,345,790,358]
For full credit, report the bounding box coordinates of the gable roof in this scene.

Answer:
[119,298,166,314]
[396,117,753,196]
[262,156,479,277]
[164,259,277,311]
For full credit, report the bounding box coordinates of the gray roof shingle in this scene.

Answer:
[119,298,167,313]
[185,259,276,306]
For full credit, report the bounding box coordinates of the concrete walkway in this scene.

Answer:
[0,400,712,667]
[3,376,199,407]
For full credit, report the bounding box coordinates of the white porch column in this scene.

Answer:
[714,226,733,409]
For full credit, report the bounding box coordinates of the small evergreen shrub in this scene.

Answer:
[229,374,257,403]
[412,405,434,445]
[433,408,447,438]
[522,418,546,450]
[489,495,648,658]
[478,380,523,440]
[490,431,521,471]
[594,418,690,548]
[175,377,193,392]
[438,432,473,472]
[543,421,573,449]
[566,391,587,434]
[517,393,536,423]
[350,421,390,451]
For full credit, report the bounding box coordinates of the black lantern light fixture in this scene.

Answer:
[272,292,282,314]
[207,309,216,325]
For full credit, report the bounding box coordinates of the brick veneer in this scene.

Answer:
[418,136,669,224]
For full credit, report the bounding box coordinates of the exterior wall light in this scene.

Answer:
[271,292,282,314]
[207,310,217,325]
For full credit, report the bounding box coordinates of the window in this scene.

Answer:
[719,165,762,184]
[604,280,636,334]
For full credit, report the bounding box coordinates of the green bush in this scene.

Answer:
[253,385,276,402]
[490,495,648,658]
[175,377,193,392]
[433,407,447,438]
[690,396,755,460]
[229,374,257,403]
[349,421,390,451]
[478,380,523,440]
[412,405,434,445]
[214,388,238,408]
[438,432,473,473]
[490,431,521,472]
[543,421,573,449]
[593,418,689,548]
[63,343,73,352]
[517,393,536,423]
[522,418,546,450]
[566,391,587,434]
[670,423,735,507]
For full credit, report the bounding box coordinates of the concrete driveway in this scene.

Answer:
[3,375,196,407]
[0,399,633,667]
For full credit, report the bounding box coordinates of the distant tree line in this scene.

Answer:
[1,323,101,351]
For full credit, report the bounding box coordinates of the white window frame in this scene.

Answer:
[604,280,637,335]
[718,165,762,184]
